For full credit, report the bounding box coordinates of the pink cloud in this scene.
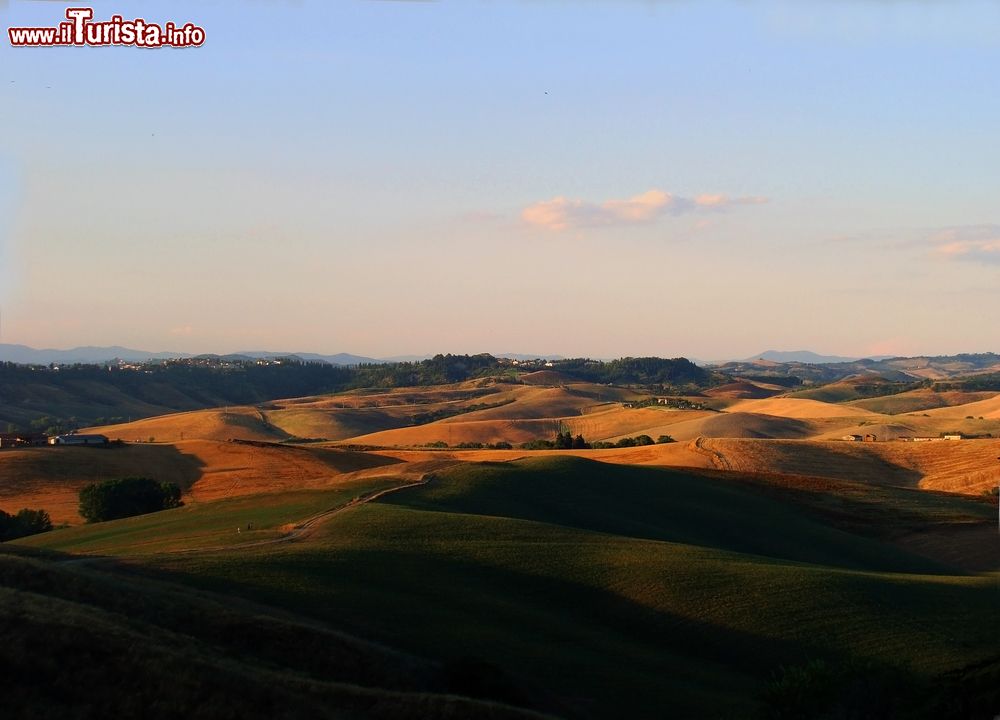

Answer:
[695,193,768,208]
[930,225,1000,264]
[522,188,768,231]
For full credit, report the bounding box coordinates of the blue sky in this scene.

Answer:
[1,1,998,359]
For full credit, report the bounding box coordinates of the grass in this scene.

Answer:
[848,389,997,415]
[17,475,408,555]
[0,545,554,719]
[21,455,993,718]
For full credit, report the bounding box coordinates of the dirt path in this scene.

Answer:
[174,474,435,555]
[691,437,732,471]
[53,474,436,565]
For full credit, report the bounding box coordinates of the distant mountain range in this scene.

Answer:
[0,344,189,365]
[0,344,564,366]
[746,350,897,365]
[713,352,1000,384]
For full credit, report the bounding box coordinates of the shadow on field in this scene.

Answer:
[0,443,206,495]
[0,544,556,720]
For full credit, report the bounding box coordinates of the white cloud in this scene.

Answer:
[521,188,768,231]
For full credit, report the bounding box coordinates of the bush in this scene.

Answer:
[0,508,53,541]
[519,439,555,450]
[79,477,183,523]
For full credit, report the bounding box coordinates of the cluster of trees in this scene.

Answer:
[516,432,676,451]
[520,432,589,450]
[0,507,52,541]
[78,477,182,523]
[550,357,708,387]
[591,435,675,449]
[934,373,1000,392]
[629,396,709,410]
[423,441,514,450]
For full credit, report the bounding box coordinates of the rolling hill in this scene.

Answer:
[0,440,402,524]
[922,393,1000,419]
[0,544,553,719]
[17,456,999,719]
[848,388,998,415]
[691,437,1000,495]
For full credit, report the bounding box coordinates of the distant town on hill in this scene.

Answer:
[0,343,566,366]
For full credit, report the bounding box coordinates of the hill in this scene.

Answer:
[0,544,552,719]
[0,343,193,364]
[693,437,1000,496]
[0,440,401,524]
[20,456,998,718]
[0,354,711,433]
[639,411,815,441]
[703,380,783,399]
[787,375,914,403]
[712,352,1000,385]
[723,397,874,419]
[748,350,880,364]
[848,389,998,415]
[921,393,1000,419]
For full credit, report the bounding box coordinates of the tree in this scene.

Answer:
[572,434,590,449]
[0,508,52,541]
[554,431,574,449]
[656,435,676,444]
[78,477,183,523]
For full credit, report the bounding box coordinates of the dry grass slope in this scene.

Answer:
[693,438,1000,495]
[0,440,402,524]
[89,407,289,443]
[922,393,1000,419]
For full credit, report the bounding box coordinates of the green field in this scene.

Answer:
[19,456,998,718]
[19,476,406,555]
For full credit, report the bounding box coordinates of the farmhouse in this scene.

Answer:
[842,434,863,442]
[48,434,110,447]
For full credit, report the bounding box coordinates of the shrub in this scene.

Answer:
[79,477,183,523]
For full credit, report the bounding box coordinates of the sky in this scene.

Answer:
[1,0,998,361]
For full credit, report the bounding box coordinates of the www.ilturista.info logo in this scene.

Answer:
[8,7,205,48]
